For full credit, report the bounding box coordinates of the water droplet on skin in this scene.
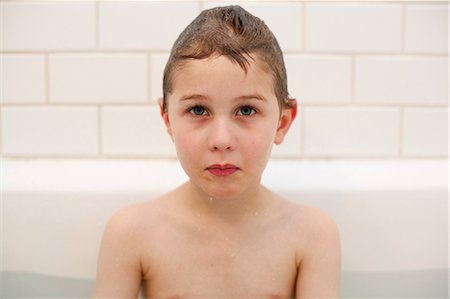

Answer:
[196,213,201,218]
[197,227,201,231]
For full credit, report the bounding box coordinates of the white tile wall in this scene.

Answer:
[1,1,96,51]
[305,3,402,52]
[203,1,303,51]
[303,107,400,157]
[101,106,176,157]
[99,1,199,50]
[355,56,448,105]
[405,4,449,54]
[1,54,46,104]
[403,108,448,157]
[1,1,448,160]
[2,107,98,155]
[49,54,148,103]
[285,54,352,104]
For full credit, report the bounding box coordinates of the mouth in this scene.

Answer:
[206,164,240,177]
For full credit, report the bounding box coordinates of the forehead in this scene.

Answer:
[170,54,276,100]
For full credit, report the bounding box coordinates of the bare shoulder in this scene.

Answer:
[105,195,170,232]
[297,203,338,235]
[278,199,342,296]
[275,197,341,259]
[275,196,336,227]
[94,199,166,297]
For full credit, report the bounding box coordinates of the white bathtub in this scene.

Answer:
[1,159,448,298]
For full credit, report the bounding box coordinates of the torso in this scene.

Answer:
[131,187,313,299]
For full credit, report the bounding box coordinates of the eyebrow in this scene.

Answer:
[179,93,267,102]
[179,94,208,101]
[235,94,268,102]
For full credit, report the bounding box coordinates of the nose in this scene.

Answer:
[207,118,235,152]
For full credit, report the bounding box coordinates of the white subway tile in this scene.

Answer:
[2,107,98,155]
[271,106,302,158]
[49,54,148,103]
[99,1,199,50]
[305,3,402,52]
[405,4,448,54]
[203,1,302,51]
[1,54,46,104]
[285,54,352,104]
[1,1,95,51]
[403,108,448,157]
[151,53,170,103]
[101,106,176,157]
[355,56,448,105]
[303,107,400,157]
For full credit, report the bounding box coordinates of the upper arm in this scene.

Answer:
[296,208,341,299]
[93,207,143,299]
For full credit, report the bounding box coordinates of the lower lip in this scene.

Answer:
[207,168,239,177]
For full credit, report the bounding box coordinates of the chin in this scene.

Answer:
[188,177,243,200]
[187,169,261,200]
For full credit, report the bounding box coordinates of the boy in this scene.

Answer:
[93,6,340,299]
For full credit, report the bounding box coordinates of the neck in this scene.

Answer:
[182,180,273,226]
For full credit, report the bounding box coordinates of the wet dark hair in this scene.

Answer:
[162,5,294,112]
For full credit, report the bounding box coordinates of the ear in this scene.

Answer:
[158,97,173,138]
[274,99,297,145]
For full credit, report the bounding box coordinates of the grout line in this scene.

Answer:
[0,53,3,157]
[0,49,448,57]
[148,53,152,103]
[401,3,407,53]
[98,105,102,155]
[0,103,448,108]
[302,1,306,51]
[45,54,50,104]
[1,154,448,161]
[96,0,100,50]
[350,55,356,104]
[0,106,3,157]
[9,0,447,3]
[0,49,171,54]
[399,107,405,157]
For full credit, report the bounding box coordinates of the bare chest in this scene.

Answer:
[140,217,300,299]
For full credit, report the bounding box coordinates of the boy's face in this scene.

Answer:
[160,55,296,200]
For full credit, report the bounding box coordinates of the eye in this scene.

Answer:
[237,105,256,116]
[188,105,208,116]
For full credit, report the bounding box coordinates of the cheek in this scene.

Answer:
[244,131,275,163]
[171,125,202,161]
